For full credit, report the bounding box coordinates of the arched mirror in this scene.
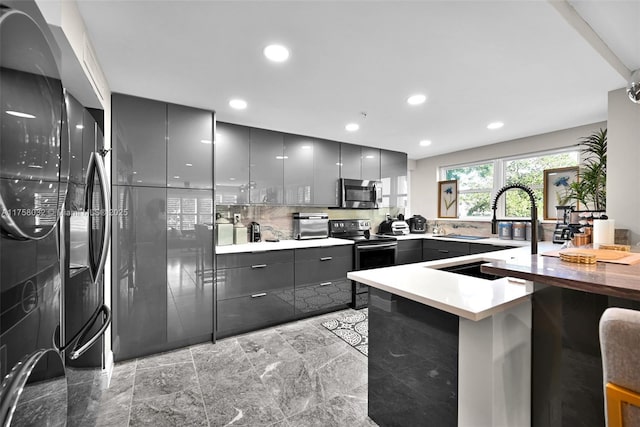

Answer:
[0,7,69,240]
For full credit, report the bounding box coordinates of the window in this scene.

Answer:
[445,162,494,217]
[441,149,579,219]
[167,196,213,231]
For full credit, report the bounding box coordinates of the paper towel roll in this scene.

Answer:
[593,219,615,246]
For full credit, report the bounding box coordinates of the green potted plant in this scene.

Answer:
[568,128,607,211]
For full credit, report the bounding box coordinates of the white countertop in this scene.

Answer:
[348,242,558,321]
[216,233,532,253]
[216,237,353,254]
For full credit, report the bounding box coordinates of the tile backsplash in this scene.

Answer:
[216,205,404,241]
[215,205,559,243]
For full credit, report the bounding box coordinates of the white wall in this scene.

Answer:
[410,122,607,219]
[607,88,640,245]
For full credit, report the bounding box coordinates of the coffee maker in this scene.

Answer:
[248,221,261,242]
[552,205,573,243]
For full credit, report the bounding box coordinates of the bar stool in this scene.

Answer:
[599,307,640,426]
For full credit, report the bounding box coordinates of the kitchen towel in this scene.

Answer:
[593,219,615,246]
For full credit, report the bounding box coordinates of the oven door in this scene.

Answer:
[352,241,397,308]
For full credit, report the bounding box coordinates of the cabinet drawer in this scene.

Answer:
[397,240,422,251]
[217,249,294,269]
[422,248,467,262]
[294,278,351,314]
[217,293,295,338]
[294,245,352,262]
[217,263,294,300]
[422,240,470,253]
[294,255,352,286]
[468,243,514,254]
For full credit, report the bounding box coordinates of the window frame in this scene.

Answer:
[440,147,579,220]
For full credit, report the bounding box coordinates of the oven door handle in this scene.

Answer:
[357,243,397,250]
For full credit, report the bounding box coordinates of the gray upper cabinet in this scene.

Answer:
[284,134,314,205]
[380,149,408,208]
[340,143,362,180]
[112,94,167,186]
[341,144,382,182]
[313,138,340,206]
[215,122,250,205]
[250,128,284,204]
[361,147,381,181]
[167,103,213,190]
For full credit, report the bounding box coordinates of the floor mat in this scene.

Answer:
[321,309,368,356]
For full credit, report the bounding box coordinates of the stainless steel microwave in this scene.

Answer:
[339,178,382,209]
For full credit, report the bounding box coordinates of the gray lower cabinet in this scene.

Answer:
[422,239,515,261]
[216,250,295,338]
[294,246,352,314]
[396,240,423,265]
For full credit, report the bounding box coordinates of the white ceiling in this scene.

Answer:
[74,0,639,160]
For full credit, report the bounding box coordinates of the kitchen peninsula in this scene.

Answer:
[349,242,640,427]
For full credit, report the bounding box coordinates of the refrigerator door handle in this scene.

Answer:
[68,304,111,360]
[84,151,111,283]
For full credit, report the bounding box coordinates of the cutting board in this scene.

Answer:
[542,248,640,265]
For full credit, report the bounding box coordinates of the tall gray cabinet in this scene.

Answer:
[111,93,214,361]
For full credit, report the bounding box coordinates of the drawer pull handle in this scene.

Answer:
[438,249,450,253]
[320,282,332,287]
[251,264,267,269]
[251,292,267,298]
[320,257,333,261]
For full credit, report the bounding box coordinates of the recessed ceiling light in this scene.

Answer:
[365,155,374,159]
[229,99,247,110]
[229,177,236,181]
[276,155,289,160]
[301,145,311,150]
[185,163,193,167]
[173,176,180,179]
[264,44,290,62]
[407,94,426,106]
[76,124,84,130]
[200,139,212,144]
[487,121,504,130]
[345,123,359,132]
[419,140,432,147]
[6,110,35,119]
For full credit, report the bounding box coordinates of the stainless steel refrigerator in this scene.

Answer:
[0,2,110,424]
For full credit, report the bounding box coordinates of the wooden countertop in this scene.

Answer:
[481,254,640,301]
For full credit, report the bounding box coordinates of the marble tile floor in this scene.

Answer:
[71,309,377,426]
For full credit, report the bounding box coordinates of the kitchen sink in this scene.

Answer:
[435,234,489,240]
[435,261,502,280]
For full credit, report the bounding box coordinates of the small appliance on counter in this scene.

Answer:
[249,221,261,242]
[408,215,427,233]
[378,215,410,235]
[293,212,329,240]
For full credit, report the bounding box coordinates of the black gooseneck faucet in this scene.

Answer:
[491,183,538,255]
